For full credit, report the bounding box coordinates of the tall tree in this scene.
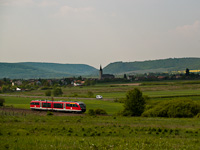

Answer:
[185,68,190,76]
[124,74,127,79]
[122,88,146,116]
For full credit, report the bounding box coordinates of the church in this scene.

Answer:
[99,65,115,80]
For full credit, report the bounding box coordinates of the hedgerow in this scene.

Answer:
[88,108,107,116]
[0,97,5,106]
[142,99,200,118]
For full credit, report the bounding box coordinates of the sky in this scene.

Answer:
[0,0,200,69]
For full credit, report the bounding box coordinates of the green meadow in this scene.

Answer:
[0,113,200,150]
[0,80,200,149]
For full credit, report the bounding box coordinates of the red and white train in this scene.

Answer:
[30,100,86,113]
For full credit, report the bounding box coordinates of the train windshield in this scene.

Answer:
[79,104,86,109]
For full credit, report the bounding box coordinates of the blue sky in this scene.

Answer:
[0,0,200,68]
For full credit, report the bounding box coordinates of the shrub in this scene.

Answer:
[45,90,52,96]
[88,109,95,116]
[52,88,63,97]
[94,108,107,115]
[41,86,52,90]
[142,99,200,118]
[88,108,107,116]
[0,97,5,106]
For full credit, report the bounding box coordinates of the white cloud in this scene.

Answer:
[175,20,200,37]
[54,5,95,17]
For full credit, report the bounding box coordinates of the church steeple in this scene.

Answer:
[100,65,102,71]
[99,65,103,80]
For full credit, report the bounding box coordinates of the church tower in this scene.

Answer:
[99,65,103,80]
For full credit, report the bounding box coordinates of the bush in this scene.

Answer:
[0,97,5,106]
[45,90,52,96]
[142,99,200,118]
[94,108,107,115]
[88,109,95,116]
[41,86,52,90]
[52,88,63,97]
[88,108,107,116]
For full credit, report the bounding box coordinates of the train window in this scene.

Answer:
[31,102,39,105]
[72,104,78,107]
[42,103,51,108]
[66,104,72,107]
[54,103,63,108]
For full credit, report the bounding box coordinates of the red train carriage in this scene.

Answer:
[30,100,86,113]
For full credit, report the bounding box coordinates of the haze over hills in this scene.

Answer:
[0,58,200,79]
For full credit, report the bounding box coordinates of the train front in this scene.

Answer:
[78,102,86,113]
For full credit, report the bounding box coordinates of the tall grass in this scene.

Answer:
[0,114,199,150]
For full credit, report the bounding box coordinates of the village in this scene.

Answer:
[0,66,199,93]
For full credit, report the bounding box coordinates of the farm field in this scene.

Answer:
[3,80,200,99]
[0,80,200,149]
[1,80,200,114]
[0,112,200,150]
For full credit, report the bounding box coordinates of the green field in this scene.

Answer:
[0,113,200,150]
[4,80,200,99]
[0,80,200,149]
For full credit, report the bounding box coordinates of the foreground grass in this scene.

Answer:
[0,113,199,150]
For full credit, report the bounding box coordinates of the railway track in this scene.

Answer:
[0,107,85,116]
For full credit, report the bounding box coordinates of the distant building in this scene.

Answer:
[127,75,135,80]
[73,80,85,86]
[16,87,21,91]
[99,65,115,80]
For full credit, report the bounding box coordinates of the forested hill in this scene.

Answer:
[1,58,200,79]
[0,62,98,79]
[103,58,200,74]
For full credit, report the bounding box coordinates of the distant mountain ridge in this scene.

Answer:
[0,62,98,79]
[1,58,200,79]
[103,57,200,74]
